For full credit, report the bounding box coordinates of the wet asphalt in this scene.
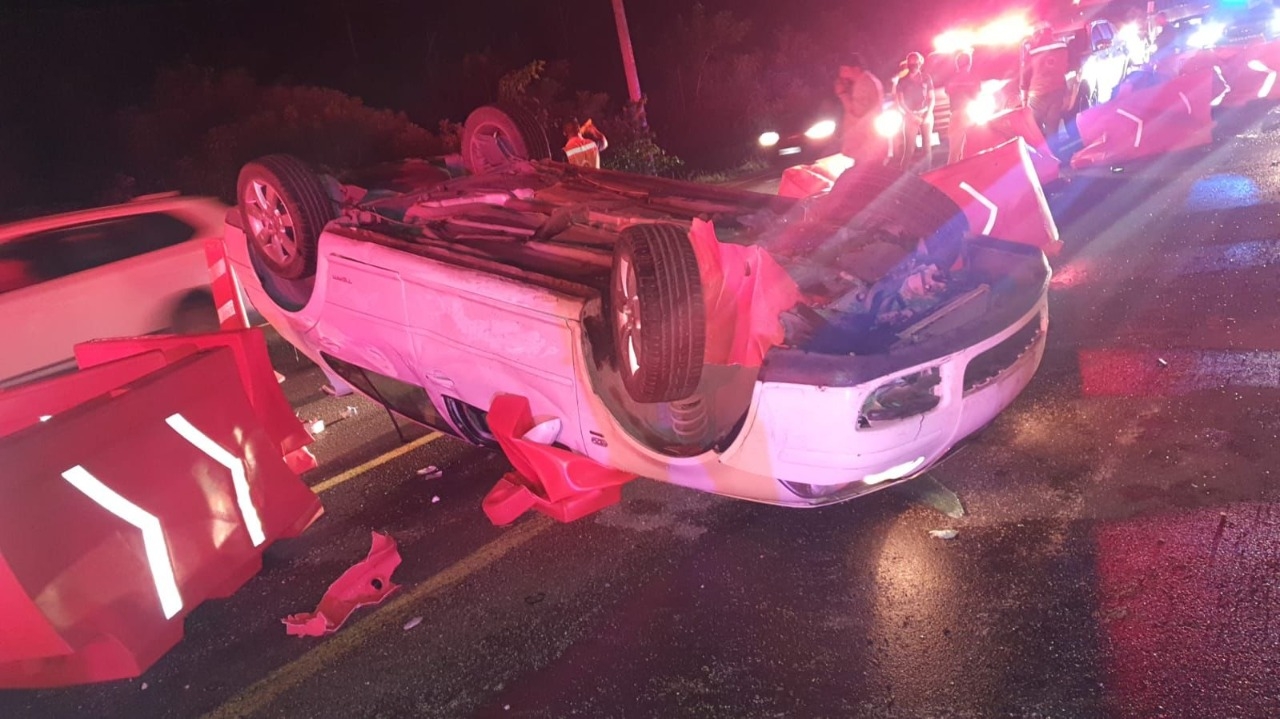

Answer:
[7,104,1280,719]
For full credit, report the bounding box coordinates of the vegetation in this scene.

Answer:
[1,1,886,212]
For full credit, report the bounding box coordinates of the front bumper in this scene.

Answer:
[716,296,1047,506]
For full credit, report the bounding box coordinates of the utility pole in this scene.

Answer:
[610,0,647,128]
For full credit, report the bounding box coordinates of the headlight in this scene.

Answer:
[804,119,837,140]
[874,109,904,138]
[1189,21,1225,48]
[1272,9,1280,34]
[858,368,941,426]
[966,93,1000,124]
[758,131,780,147]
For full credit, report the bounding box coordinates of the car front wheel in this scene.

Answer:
[611,223,706,404]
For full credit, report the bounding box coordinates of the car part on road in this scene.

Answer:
[238,154,336,282]
[611,223,706,404]
[461,104,552,175]
[283,532,402,637]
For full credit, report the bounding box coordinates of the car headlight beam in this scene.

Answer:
[758,131,780,148]
[804,119,837,140]
[874,110,904,138]
[1189,21,1225,48]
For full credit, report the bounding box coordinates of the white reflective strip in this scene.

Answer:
[1178,91,1192,115]
[1261,70,1277,99]
[1028,42,1068,55]
[62,465,184,619]
[209,258,228,281]
[565,143,596,157]
[216,301,236,325]
[1116,109,1144,147]
[959,181,999,235]
[166,414,265,547]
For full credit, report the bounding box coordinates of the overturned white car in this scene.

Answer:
[224,106,1050,507]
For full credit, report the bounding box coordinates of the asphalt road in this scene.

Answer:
[8,105,1280,719]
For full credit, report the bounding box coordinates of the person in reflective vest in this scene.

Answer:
[1021,23,1070,154]
[834,53,888,169]
[562,119,609,169]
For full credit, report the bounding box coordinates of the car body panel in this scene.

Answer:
[0,196,229,387]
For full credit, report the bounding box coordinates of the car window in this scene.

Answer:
[0,212,196,292]
[320,352,452,431]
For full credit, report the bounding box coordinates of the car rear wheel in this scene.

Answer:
[237,154,336,282]
[611,223,706,404]
[461,104,552,175]
[819,165,969,267]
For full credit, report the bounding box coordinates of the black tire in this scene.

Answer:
[461,104,552,174]
[611,223,706,404]
[170,289,219,334]
[237,154,336,282]
[819,165,969,267]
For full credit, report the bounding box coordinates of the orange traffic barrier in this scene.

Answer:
[922,137,1061,255]
[0,329,321,688]
[1072,68,1216,169]
[962,105,1060,187]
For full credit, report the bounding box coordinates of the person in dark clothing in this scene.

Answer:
[1021,23,1070,155]
[895,51,935,170]
[835,52,888,168]
[944,51,981,164]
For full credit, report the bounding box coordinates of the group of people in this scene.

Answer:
[835,22,1075,172]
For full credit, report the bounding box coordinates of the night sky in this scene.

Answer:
[0,0,1084,210]
[0,0,1030,126]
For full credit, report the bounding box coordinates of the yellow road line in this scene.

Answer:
[310,432,444,495]
[201,516,552,719]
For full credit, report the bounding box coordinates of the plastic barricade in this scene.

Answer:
[75,330,316,472]
[1072,68,1216,169]
[482,394,636,526]
[1211,40,1280,107]
[962,106,1060,186]
[922,137,1061,255]
[0,331,322,687]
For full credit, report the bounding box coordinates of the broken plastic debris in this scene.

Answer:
[929,529,959,540]
[416,465,443,479]
[431,495,441,504]
[321,384,338,396]
[403,616,423,631]
[521,417,563,446]
[141,682,148,691]
[341,405,359,419]
[274,370,286,384]
[309,419,326,435]
[1157,357,1169,367]
[282,532,402,637]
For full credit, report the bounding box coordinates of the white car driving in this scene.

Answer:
[0,194,230,388]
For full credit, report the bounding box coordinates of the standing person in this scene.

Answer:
[1021,22,1070,154]
[562,118,608,169]
[944,51,981,164]
[894,51,935,170]
[834,53,888,169]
